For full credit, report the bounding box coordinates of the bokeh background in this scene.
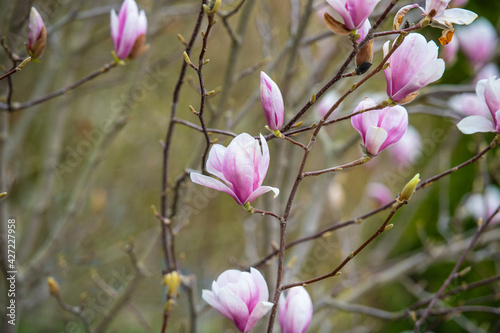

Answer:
[1,0,499,332]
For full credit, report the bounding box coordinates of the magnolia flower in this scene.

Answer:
[190,133,279,205]
[394,0,477,45]
[260,72,284,131]
[366,182,394,206]
[26,7,46,59]
[110,0,148,60]
[326,0,380,31]
[278,286,313,333]
[384,33,445,104]
[457,76,500,134]
[457,18,498,70]
[464,186,500,224]
[202,268,273,332]
[351,98,408,156]
[389,125,422,165]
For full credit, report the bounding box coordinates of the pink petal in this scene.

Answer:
[257,134,270,188]
[206,144,228,182]
[29,7,44,48]
[218,289,250,332]
[351,98,378,141]
[482,77,500,120]
[392,58,445,102]
[378,106,408,151]
[246,186,280,204]
[223,141,256,204]
[456,115,495,134]
[202,289,233,319]
[110,10,119,52]
[117,7,139,59]
[250,268,270,304]
[190,173,241,204]
[244,301,273,332]
[137,10,148,36]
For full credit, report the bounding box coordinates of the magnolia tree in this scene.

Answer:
[0,0,499,332]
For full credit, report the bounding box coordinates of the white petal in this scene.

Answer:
[456,116,495,134]
[437,8,477,25]
[365,126,388,155]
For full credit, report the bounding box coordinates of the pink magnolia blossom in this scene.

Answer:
[457,18,498,70]
[366,182,393,206]
[384,33,445,104]
[278,286,313,333]
[260,72,284,131]
[457,76,500,134]
[394,0,477,45]
[389,125,422,165]
[351,98,408,156]
[110,0,148,59]
[26,7,46,59]
[326,0,380,30]
[202,268,273,332]
[190,133,279,205]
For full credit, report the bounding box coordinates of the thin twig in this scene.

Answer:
[2,61,118,112]
[281,201,405,290]
[173,118,237,137]
[303,155,372,177]
[414,206,500,331]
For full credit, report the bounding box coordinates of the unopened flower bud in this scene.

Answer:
[324,12,350,35]
[164,271,182,298]
[110,0,148,60]
[260,71,284,131]
[0,192,7,199]
[47,277,60,296]
[26,7,46,59]
[399,173,420,202]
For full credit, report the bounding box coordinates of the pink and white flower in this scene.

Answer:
[260,72,284,131]
[326,0,380,31]
[394,0,477,45]
[351,98,408,156]
[278,286,313,333]
[26,7,46,59]
[457,76,500,134]
[384,33,445,104]
[110,0,148,59]
[202,268,273,332]
[190,133,279,205]
[457,18,498,70]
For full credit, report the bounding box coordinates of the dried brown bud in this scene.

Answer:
[395,92,418,105]
[356,39,373,67]
[129,34,149,59]
[324,13,350,36]
[26,25,46,59]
